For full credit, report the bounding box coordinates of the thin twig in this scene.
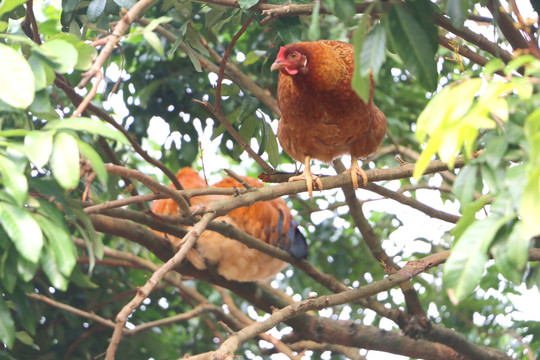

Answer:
[78,0,159,88]
[104,163,191,216]
[73,71,102,117]
[104,212,215,360]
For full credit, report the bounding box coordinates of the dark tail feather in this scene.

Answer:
[276,211,308,259]
[287,220,308,259]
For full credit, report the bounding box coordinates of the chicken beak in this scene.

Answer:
[270,59,285,71]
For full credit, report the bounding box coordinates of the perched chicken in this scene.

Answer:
[270,40,387,199]
[151,168,308,282]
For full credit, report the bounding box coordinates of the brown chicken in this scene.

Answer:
[270,40,387,199]
[151,168,308,282]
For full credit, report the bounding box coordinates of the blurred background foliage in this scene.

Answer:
[0,0,540,359]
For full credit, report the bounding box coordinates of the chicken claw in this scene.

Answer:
[345,157,368,189]
[289,156,323,200]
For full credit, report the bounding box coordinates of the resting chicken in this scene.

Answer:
[271,40,387,199]
[151,168,308,282]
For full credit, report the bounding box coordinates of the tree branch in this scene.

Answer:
[104,212,215,360]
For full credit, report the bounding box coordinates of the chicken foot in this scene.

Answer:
[288,156,323,200]
[344,157,368,189]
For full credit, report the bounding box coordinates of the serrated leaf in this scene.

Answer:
[0,296,15,349]
[453,164,478,209]
[143,30,165,57]
[0,155,28,206]
[76,138,108,185]
[0,43,35,109]
[444,215,513,303]
[0,203,43,263]
[44,117,129,145]
[87,0,106,22]
[24,130,54,168]
[34,214,76,277]
[50,132,80,189]
[359,23,386,78]
[385,5,438,91]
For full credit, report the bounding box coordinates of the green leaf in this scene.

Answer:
[492,222,524,284]
[17,255,39,282]
[0,44,35,109]
[50,132,80,189]
[74,42,98,71]
[0,296,15,349]
[232,116,257,159]
[0,246,18,293]
[352,15,371,103]
[452,164,478,209]
[36,39,78,74]
[87,0,106,22]
[0,155,28,206]
[235,96,259,124]
[41,243,69,291]
[506,222,529,272]
[184,42,202,72]
[44,117,129,144]
[0,0,26,17]
[359,23,386,79]
[34,214,76,277]
[265,125,280,169]
[76,138,108,185]
[0,203,43,263]
[28,56,49,92]
[308,0,321,41]
[220,83,241,97]
[444,215,513,303]
[70,266,99,288]
[520,166,540,240]
[143,30,165,57]
[405,0,438,54]
[238,0,259,10]
[446,0,468,29]
[24,130,54,168]
[275,17,302,44]
[385,5,438,91]
[15,331,33,346]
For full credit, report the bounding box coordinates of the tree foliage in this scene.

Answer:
[0,0,539,359]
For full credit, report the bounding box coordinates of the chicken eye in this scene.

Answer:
[289,53,297,59]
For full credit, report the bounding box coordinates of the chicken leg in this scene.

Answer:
[344,156,368,189]
[288,156,323,200]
